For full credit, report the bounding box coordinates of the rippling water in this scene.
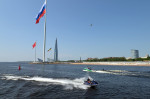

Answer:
[0,62,150,99]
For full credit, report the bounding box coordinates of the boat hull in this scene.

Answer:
[83,68,96,72]
[84,81,98,87]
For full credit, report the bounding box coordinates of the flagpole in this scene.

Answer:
[43,0,47,63]
[35,44,36,62]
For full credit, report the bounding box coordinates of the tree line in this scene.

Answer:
[85,57,150,62]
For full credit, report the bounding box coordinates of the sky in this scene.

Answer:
[0,0,150,62]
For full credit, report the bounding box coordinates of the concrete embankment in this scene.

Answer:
[29,61,150,66]
[29,62,72,64]
[71,62,150,66]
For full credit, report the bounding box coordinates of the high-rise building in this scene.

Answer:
[131,49,139,59]
[54,38,58,61]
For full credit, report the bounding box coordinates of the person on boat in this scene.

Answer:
[88,67,91,70]
[87,78,92,84]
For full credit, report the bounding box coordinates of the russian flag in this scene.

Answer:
[36,1,46,24]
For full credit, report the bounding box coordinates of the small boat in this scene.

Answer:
[83,67,95,72]
[84,78,98,87]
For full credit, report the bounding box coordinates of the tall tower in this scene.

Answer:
[131,49,139,59]
[54,38,58,61]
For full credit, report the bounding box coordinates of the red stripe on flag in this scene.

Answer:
[36,9,46,24]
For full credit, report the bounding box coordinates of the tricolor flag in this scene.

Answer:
[48,48,52,52]
[36,1,46,24]
[32,42,36,49]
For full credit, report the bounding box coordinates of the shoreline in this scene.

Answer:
[29,62,72,64]
[71,62,150,66]
[29,61,150,66]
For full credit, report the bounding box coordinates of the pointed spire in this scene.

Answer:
[54,38,58,62]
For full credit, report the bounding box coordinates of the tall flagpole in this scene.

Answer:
[43,0,47,62]
[34,41,37,62]
[35,44,36,62]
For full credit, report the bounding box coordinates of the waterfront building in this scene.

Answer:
[141,54,149,59]
[54,38,58,62]
[47,58,54,62]
[47,58,50,62]
[131,49,139,59]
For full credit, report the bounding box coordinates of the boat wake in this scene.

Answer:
[95,70,128,75]
[1,74,89,90]
[95,70,150,78]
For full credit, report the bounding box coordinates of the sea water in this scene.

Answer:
[0,62,150,98]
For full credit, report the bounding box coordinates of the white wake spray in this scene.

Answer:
[1,75,89,90]
[95,70,129,75]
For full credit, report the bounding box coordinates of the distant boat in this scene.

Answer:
[83,67,96,72]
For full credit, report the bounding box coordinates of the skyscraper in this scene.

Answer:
[54,38,58,61]
[131,49,139,59]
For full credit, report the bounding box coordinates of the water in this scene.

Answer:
[0,62,150,99]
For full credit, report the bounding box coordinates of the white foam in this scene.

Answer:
[108,70,128,73]
[95,70,109,74]
[95,70,126,75]
[2,75,89,90]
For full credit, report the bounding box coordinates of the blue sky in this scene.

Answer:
[0,0,150,62]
